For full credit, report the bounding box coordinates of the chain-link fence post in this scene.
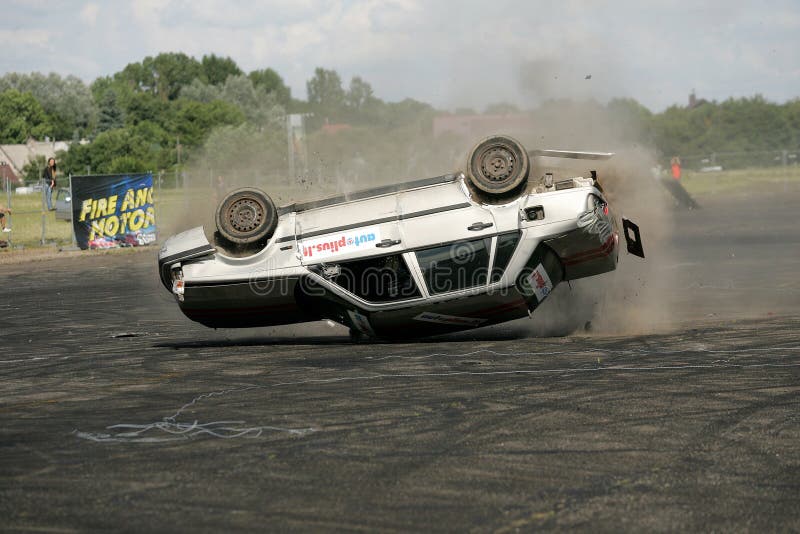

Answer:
[69,174,77,249]
[4,175,11,248]
[40,170,47,245]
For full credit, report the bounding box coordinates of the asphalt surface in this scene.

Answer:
[1,187,799,532]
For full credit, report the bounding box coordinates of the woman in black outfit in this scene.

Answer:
[42,157,57,210]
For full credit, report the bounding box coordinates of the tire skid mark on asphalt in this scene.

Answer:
[364,344,800,363]
[74,420,315,443]
[74,343,800,444]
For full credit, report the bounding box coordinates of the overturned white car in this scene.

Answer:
[158,135,643,339]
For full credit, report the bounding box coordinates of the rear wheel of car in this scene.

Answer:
[466,135,530,196]
[215,187,278,246]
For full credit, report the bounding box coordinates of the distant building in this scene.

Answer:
[688,90,709,109]
[0,161,20,187]
[0,138,70,185]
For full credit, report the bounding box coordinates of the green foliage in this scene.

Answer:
[179,78,220,103]
[202,54,243,86]
[116,53,205,102]
[647,95,798,166]
[180,75,285,127]
[0,89,53,143]
[216,75,283,127]
[307,67,346,118]
[21,154,47,184]
[170,99,245,147]
[96,88,125,133]
[124,91,169,126]
[249,68,292,107]
[0,72,97,139]
[61,121,170,175]
[345,76,376,111]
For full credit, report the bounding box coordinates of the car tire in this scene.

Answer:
[215,187,278,245]
[466,135,530,196]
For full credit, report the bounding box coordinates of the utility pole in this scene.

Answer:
[40,159,46,245]
[4,173,11,249]
[68,173,78,250]
[176,135,184,189]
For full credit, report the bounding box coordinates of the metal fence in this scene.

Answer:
[1,175,71,249]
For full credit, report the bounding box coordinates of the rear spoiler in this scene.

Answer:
[529,150,615,160]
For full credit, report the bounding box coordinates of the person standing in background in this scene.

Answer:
[0,205,11,232]
[0,205,10,248]
[670,156,682,180]
[42,157,57,210]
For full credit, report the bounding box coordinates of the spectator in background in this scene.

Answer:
[0,205,10,232]
[670,156,682,180]
[0,205,10,248]
[42,157,57,210]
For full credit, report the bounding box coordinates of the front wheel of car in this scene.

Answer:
[466,135,530,196]
[215,187,278,245]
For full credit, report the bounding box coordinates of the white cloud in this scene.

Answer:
[80,3,100,27]
[0,29,49,48]
[0,0,798,111]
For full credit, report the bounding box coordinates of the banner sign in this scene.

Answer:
[71,173,157,250]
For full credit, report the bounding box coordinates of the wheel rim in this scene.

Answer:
[479,146,516,183]
[227,197,264,234]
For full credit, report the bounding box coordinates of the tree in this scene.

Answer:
[96,88,125,133]
[124,92,169,127]
[0,72,97,139]
[180,75,285,128]
[21,154,47,185]
[220,75,284,128]
[0,89,53,143]
[249,68,291,106]
[61,121,172,175]
[202,54,243,86]
[116,53,205,101]
[381,98,435,128]
[169,99,245,147]
[345,76,376,111]
[306,67,345,109]
[180,78,222,103]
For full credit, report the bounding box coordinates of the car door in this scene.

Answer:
[397,184,496,250]
[397,183,498,296]
[295,193,404,266]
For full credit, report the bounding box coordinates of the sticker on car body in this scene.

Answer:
[412,312,487,327]
[528,263,553,302]
[300,225,381,260]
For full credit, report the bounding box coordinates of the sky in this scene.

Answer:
[1,0,798,112]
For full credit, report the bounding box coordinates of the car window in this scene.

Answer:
[491,232,521,283]
[415,237,491,295]
[324,254,421,303]
[56,190,69,201]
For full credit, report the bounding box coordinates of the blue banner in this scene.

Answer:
[71,173,157,250]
